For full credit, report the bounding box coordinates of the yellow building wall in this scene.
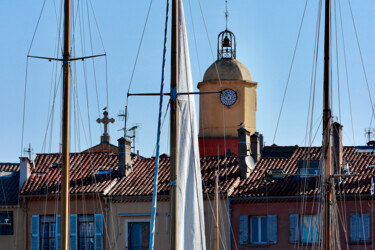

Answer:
[198,80,257,138]
[107,198,230,250]
[0,207,25,250]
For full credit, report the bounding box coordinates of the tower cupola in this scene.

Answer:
[218,30,236,60]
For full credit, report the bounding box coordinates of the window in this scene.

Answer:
[0,212,13,235]
[239,215,277,245]
[30,214,103,250]
[289,214,320,244]
[40,216,56,250]
[251,216,268,244]
[350,213,370,243]
[79,215,95,250]
[126,220,150,250]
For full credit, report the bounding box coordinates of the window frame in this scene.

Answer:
[289,214,321,245]
[0,211,13,235]
[124,218,151,250]
[39,215,56,250]
[300,214,319,244]
[78,214,95,250]
[250,216,268,244]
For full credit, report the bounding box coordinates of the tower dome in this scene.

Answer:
[198,28,258,157]
[203,59,252,82]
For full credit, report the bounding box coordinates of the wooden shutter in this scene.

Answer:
[350,213,358,242]
[31,215,39,250]
[56,214,61,250]
[267,215,277,244]
[95,214,104,250]
[363,213,370,242]
[70,214,77,250]
[239,215,249,244]
[289,214,299,243]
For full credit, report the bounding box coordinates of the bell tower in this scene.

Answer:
[198,29,258,156]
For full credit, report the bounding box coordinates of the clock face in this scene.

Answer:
[220,89,237,106]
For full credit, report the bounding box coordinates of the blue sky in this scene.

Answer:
[1,0,375,162]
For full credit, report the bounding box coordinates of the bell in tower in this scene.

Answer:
[218,29,236,59]
[197,28,258,156]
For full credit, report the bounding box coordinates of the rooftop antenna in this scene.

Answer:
[365,128,374,143]
[127,124,141,154]
[24,144,34,161]
[118,106,128,138]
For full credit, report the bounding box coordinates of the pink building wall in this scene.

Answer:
[230,199,375,249]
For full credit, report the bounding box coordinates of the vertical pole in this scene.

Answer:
[322,0,332,249]
[61,0,71,249]
[169,0,179,249]
[214,172,219,250]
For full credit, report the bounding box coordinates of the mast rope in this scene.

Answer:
[346,0,375,129]
[272,0,310,145]
[149,0,169,248]
[338,0,355,145]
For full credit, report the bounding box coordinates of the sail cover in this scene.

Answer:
[176,0,206,249]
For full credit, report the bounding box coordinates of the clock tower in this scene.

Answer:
[198,30,258,156]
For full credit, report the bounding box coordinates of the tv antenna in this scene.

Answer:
[127,124,141,154]
[24,144,34,161]
[365,128,375,143]
[118,106,128,138]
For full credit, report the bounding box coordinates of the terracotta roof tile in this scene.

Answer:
[19,145,375,200]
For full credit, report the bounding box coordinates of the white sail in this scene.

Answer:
[176,0,206,249]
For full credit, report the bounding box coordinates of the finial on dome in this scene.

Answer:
[225,0,229,30]
[218,0,236,60]
[217,30,236,60]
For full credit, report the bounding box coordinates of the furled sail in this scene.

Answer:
[176,0,206,249]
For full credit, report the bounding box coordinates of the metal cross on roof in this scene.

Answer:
[96,110,115,135]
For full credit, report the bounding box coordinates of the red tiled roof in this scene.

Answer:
[231,146,375,198]
[107,156,241,197]
[20,153,120,195]
[0,163,20,205]
[19,145,375,200]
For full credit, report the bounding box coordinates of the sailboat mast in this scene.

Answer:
[170,0,179,249]
[61,0,71,249]
[322,0,332,248]
[214,172,219,250]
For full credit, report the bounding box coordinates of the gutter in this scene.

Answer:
[229,194,375,202]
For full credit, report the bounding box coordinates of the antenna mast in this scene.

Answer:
[61,0,71,249]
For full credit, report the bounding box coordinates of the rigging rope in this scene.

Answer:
[149,0,169,248]
[272,0,310,145]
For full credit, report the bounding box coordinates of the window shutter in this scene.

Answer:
[70,214,77,250]
[267,215,277,244]
[239,215,249,244]
[363,213,370,242]
[350,213,358,242]
[56,214,61,250]
[95,214,104,250]
[31,215,39,250]
[289,214,299,243]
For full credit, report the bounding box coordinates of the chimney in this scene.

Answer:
[238,128,254,179]
[332,122,343,171]
[19,157,32,191]
[118,137,132,177]
[251,132,261,163]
